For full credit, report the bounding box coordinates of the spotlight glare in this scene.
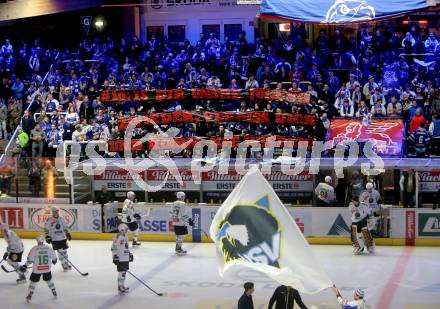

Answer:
[95,20,104,28]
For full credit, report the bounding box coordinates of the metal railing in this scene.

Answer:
[0,52,60,165]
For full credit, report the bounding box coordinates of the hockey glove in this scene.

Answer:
[134,213,141,220]
[129,253,134,262]
[126,216,131,223]
[66,232,72,241]
[45,236,52,244]
[113,255,119,265]
[52,259,57,265]
[3,252,8,260]
[19,265,27,273]
[188,218,194,227]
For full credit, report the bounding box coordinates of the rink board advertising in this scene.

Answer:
[2,204,439,241]
[391,208,440,239]
[418,213,440,237]
[0,204,101,233]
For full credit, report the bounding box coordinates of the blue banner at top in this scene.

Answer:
[260,0,429,23]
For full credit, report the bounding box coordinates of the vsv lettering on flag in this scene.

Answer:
[209,166,332,294]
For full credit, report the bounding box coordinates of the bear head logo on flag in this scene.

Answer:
[216,195,282,267]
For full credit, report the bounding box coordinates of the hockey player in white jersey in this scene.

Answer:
[121,191,141,246]
[169,192,193,255]
[332,286,371,309]
[44,207,72,271]
[111,223,133,294]
[349,196,374,254]
[20,235,58,303]
[360,182,383,233]
[0,223,26,283]
[314,176,336,207]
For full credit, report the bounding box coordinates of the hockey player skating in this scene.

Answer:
[121,191,141,246]
[332,286,370,309]
[21,235,58,303]
[349,196,374,254]
[44,207,72,271]
[111,223,133,294]
[0,224,26,283]
[169,192,193,255]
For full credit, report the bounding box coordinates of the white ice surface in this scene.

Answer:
[0,240,439,309]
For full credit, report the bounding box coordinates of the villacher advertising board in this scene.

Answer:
[93,169,146,191]
[146,168,201,191]
[201,169,313,192]
[419,171,440,193]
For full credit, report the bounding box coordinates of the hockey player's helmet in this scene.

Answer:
[127,191,135,199]
[36,235,45,244]
[324,176,332,184]
[176,191,185,200]
[118,223,128,233]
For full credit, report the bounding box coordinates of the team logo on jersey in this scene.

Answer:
[328,214,350,236]
[11,253,17,261]
[216,196,282,267]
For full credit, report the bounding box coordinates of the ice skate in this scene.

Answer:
[132,240,141,247]
[118,286,129,295]
[367,244,375,254]
[25,294,32,303]
[175,247,187,256]
[16,274,26,284]
[52,290,58,299]
[354,246,364,255]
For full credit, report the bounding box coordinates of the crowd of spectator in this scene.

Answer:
[1,23,440,163]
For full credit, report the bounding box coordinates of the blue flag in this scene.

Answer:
[382,64,400,89]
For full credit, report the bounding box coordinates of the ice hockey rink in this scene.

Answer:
[0,240,439,309]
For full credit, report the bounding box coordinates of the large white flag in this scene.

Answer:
[209,166,333,294]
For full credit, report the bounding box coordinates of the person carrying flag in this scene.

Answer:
[332,286,371,309]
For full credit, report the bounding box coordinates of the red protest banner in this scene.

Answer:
[107,136,312,152]
[116,112,316,129]
[100,89,310,104]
